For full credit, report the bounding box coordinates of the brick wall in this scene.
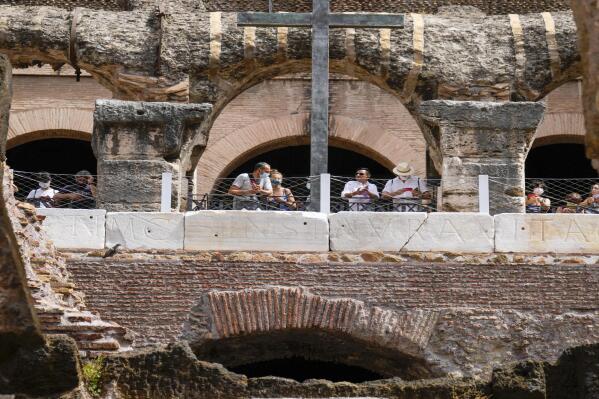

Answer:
[66,256,599,347]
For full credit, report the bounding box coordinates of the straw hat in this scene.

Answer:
[392,162,414,177]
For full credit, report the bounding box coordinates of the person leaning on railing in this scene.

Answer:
[228,162,273,210]
[381,162,430,212]
[580,184,599,214]
[525,181,551,213]
[268,170,297,210]
[341,168,379,211]
[53,170,97,209]
[26,172,59,208]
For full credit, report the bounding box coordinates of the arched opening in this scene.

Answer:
[6,138,96,174]
[6,138,97,201]
[193,329,435,383]
[526,143,596,178]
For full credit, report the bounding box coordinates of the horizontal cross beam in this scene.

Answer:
[237,12,404,28]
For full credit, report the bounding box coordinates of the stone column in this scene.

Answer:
[92,100,211,212]
[419,100,544,214]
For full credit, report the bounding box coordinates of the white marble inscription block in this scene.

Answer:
[403,213,494,253]
[184,211,329,251]
[106,212,184,250]
[329,212,427,251]
[495,213,599,253]
[37,208,106,249]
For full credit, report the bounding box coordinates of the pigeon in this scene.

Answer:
[102,244,121,258]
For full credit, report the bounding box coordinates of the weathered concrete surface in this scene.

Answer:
[106,212,184,250]
[184,210,330,251]
[571,1,599,171]
[420,100,545,214]
[403,213,493,253]
[329,212,493,253]
[495,213,599,253]
[92,99,211,211]
[37,209,106,249]
[329,212,427,251]
[0,7,579,170]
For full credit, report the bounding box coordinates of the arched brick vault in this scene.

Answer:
[195,78,426,193]
[7,108,93,149]
[181,286,440,378]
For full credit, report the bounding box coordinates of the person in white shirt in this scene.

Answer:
[228,162,273,210]
[341,168,379,211]
[382,162,430,212]
[26,172,59,208]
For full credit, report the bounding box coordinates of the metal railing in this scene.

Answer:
[12,170,98,209]
[12,169,599,214]
[190,175,443,212]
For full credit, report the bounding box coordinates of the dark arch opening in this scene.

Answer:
[526,143,596,178]
[6,138,96,174]
[225,145,390,179]
[230,357,384,383]
[192,329,437,383]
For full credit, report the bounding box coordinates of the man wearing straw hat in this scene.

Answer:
[382,162,430,212]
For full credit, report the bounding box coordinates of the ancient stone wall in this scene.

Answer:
[205,0,571,14]
[66,251,599,376]
[571,1,599,170]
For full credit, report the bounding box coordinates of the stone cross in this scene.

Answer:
[238,0,403,210]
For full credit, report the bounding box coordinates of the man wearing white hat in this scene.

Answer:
[382,162,430,212]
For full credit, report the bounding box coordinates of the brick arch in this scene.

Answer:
[181,286,439,360]
[7,108,93,149]
[195,113,424,194]
[532,112,586,149]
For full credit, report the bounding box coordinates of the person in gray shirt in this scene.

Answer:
[228,162,273,210]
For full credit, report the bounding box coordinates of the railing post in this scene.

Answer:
[161,172,173,212]
[319,173,330,214]
[478,174,489,214]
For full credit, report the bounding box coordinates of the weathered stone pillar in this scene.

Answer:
[92,100,211,212]
[572,1,599,172]
[419,100,545,214]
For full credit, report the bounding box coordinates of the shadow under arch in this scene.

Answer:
[6,129,91,150]
[181,286,441,381]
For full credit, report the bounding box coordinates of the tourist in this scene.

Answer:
[556,192,583,213]
[228,162,273,210]
[580,184,599,214]
[26,172,59,208]
[267,170,297,210]
[54,170,97,209]
[341,168,379,211]
[525,181,551,213]
[382,162,430,212]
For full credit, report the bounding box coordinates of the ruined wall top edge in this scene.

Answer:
[0,0,571,14]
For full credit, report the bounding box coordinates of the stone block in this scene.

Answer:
[495,214,599,253]
[37,209,106,249]
[106,212,184,250]
[184,211,329,252]
[404,212,494,253]
[329,212,427,251]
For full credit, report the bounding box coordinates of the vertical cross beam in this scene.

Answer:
[310,0,329,210]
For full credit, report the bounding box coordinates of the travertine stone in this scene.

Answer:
[184,210,329,251]
[495,213,599,253]
[37,208,106,249]
[106,212,184,250]
[571,1,599,169]
[93,100,211,212]
[404,213,494,253]
[329,212,427,251]
[0,53,10,161]
[419,100,545,214]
